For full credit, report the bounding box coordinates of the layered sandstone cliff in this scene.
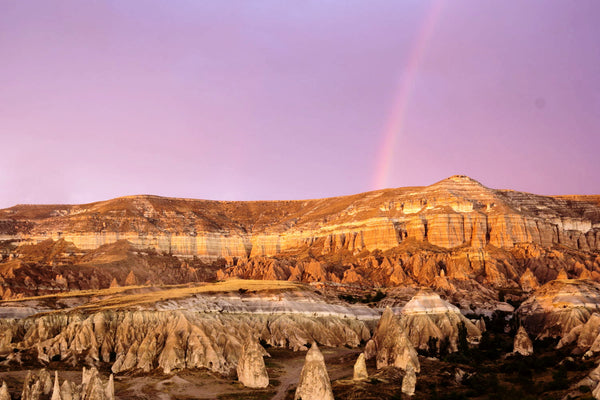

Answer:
[1,176,598,260]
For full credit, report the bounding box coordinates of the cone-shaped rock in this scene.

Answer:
[0,381,10,400]
[105,374,115,400]
[60,380,74,400]
[51,372,62,400]
[353,353,368,380]
[294,343,334,400]
[513,326,533,356]
[236,338,269,389]
[372,307,420,372]
[519,268,540,292]
[581,269,593,280]
[39,369,53,396]
[124,270,137,286]
[556,269,569,280]
[401,365,417,396]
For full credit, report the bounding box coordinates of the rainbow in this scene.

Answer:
[372,0,445,190]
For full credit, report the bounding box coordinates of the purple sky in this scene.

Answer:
[1,1,599,207]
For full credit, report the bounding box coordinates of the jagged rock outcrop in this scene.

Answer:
[0,307,369,377]
[518,279,600,339]
[236,338,270,388]
[399,290,481,351]
[0,382,10,400]
[19,367,116,400]
[22,369,53,400]
[294,343,334,400]
[557,313,600,354]
[513,326,533,356]
[520,268,540,292]
[475,317,486,333]
[353,353,368,380]
[369,307,420,372]
[401,365,417,396]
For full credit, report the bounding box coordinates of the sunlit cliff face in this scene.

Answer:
[1,176,598,261]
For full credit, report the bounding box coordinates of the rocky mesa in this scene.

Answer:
[1,175,598,260]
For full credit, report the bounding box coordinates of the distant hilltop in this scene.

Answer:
[0,175,599,259]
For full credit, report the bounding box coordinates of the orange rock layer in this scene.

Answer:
[1,176,599,259]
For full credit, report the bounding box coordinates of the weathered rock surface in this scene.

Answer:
[19,367,113,400]
[593,380,600,400]
[401,365,417,396]
[579,363,600,398]
[399,290,481,351]
[236,338,270,388]
[518,279,600,339]
[2,176,598,260]
[369,307,420,372]
[0,239,215,299]
[0,382,9,400]
[0,306,369,377]
[353,353,368,380]
[294,343,334,400]
[475,317,486,333]
[520,268,540,292]
[513,326,533,356]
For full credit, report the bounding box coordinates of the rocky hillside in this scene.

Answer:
[1,176,599,301]
[1,175,599,260]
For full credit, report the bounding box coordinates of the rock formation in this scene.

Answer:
[513,326,534,356]
[353,353,368,380]
[51,372,61,400]
[124,270,137,286]
[475,317,486,333]
[18,367,114,400]
[294,343,334,400]
[518,279,600,339]
[2,177,600,300]
[557,269,569,280]
[22,369,53,400]
[593,380,600,400]
[399,290,481,352]
[557,313,600,354]
[0,303,369,377]
[236,338,270,388]
[1,176,598,261]
[579,363,600,399]
[520,268,540,292]
[0,382,10,400]
[401,365,417,396]
[369,307,420,372]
